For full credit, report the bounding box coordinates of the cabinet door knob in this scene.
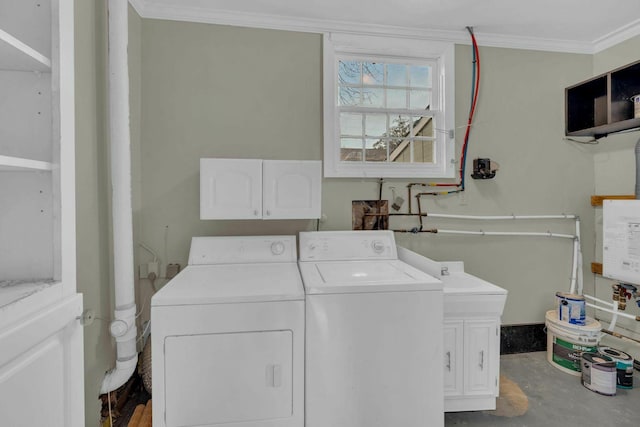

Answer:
[446,351,451,371]
[479,350,485,370]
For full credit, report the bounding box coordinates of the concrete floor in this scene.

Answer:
[445,351,640,426]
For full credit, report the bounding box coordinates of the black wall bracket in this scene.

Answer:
[471,158,498,179]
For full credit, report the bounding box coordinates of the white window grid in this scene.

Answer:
[323,33,455,178]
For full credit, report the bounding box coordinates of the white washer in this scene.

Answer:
[298,230,444,427]
[151,236,304,427]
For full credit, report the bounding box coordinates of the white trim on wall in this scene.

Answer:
[128,0,640,54]
[593,18,640,53]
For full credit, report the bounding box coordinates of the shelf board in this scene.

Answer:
[0,28,50,72]
[0,155,53,171]
[0,279,57,309]
[567,117,640,138]
[591,194,636,206]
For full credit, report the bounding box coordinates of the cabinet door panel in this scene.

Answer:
[200,158,262,219]
[464,320,497,395]
[443,320,463,396]
[164,330,293,426]
[263,160,321,219]
[0,295,83,426]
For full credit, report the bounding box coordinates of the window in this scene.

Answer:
[323,33,455,178]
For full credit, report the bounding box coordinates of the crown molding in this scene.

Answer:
[128,0,635,55]
[593,18,640,53]
[128,0,145,15]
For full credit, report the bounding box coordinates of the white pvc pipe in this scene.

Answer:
[609,302,619,331]
[585,302,637,321]
[569,237,579,294]
[575,218,584,295]
[434,229,577,239]
[425,213,577,220]
[101,0,138,395]
[583,294,639,324]
[401,213,583,294]
[584,294,617,308]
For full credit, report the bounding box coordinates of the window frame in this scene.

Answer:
[323,33,456,178]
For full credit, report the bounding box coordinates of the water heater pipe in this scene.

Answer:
[101,0,138,394]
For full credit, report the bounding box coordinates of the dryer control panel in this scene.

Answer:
[299,231,397,262]
[189,235,297,265]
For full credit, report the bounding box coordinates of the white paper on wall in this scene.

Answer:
[603,200,640,285]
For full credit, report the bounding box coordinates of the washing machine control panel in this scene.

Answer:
[299,231,397,261]
[189,236,297,265]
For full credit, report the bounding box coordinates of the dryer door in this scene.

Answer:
[164,330,293,426]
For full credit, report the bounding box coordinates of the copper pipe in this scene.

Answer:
[393,228,438,233]
[407,183,428,214]
[416,195,424,230]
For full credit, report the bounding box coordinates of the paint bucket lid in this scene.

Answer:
[556,292,585,301]
[598,346,633,362]
[545,310,601,333]
[582,352,616,366]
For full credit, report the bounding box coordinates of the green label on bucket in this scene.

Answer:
[552,336,598,371]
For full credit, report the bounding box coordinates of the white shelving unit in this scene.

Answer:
[0,0,70,307]
[0,1,83,425]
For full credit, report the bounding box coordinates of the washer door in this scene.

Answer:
[164,330,293,426]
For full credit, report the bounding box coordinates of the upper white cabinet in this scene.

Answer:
[200,158,263,219]
[200,159,322,220]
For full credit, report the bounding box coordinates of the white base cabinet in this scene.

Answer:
[200,158,322,220]
[0,295,83,426]
[444,318,500,412]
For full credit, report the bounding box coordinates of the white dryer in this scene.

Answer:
[298,230,444,427]
[151,236,304,427]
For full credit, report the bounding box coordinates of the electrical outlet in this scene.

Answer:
[148,261,159,277]
[166,263,180,279]
[139,263,148,279]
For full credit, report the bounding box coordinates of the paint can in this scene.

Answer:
[556,292,586,325]
[545,310,601,376]
[598,347,634,389]
[582,352,617,396]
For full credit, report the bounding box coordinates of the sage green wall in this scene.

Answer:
[135,21,322,276]
[592,35,640,347]
[593,35,640,195]
[76,10,639,424]
[395,46,596,325]
[134,19,596,325]
[75,1,113,425]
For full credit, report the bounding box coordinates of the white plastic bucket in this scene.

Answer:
[632,94,640,119]
[545,310,601,376]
